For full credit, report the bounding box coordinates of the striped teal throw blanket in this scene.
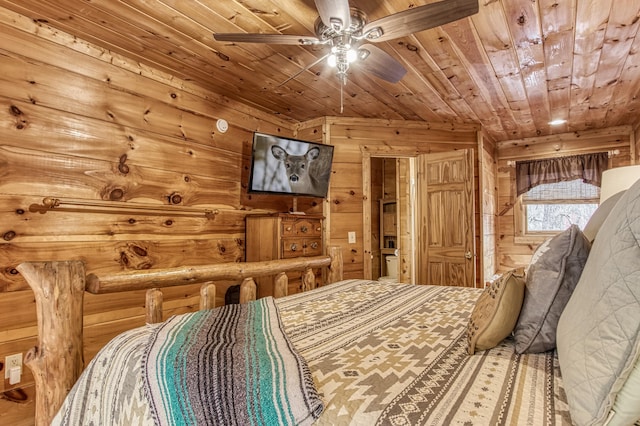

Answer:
[143,297,323,426]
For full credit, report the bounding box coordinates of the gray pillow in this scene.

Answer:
[556,178,640,426]
[514,224,590,354]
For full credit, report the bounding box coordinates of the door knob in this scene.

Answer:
[465,251,472,260]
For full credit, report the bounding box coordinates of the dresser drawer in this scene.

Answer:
[294,218,322,236]
[281,217,322,237]
[304,238,323,256]
[281,238,323,258]
[282,238,304,258]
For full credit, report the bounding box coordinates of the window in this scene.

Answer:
[513,152,608,242]
[521,179,599,233]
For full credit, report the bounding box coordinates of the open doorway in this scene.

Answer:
[364,155,417,284]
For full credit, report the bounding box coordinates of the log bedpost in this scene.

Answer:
[146,288,163,324]
[239,277,257,303]
[199,282,216,310]
[327,245,344,284]
[16,261,86,426]
[273,272,288,298]
[302,267,316,292]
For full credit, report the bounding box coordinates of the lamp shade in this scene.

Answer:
[600,165,640,203]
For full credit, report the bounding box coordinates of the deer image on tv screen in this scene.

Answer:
[250,133,333,197]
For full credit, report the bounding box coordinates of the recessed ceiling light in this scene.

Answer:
[549,119,567,126]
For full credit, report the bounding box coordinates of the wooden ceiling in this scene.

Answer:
[2,0,640,142]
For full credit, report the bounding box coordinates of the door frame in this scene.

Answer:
[362,148,418,283]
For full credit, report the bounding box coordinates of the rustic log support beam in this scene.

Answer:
[327,245,344,284]
[86,255,333,294]
[273,272,288,298]
[16,261,86,426]
[145,288,163,324]
[302,267,315,292]
[239,277,256,303]
[199,282,216,310]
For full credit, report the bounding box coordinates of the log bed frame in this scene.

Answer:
[17,246,344,426]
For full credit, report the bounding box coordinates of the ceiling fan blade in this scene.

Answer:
[363,0,478,43]
[357,44,407,83]
[314,0,351,31]
[213,33,321,45]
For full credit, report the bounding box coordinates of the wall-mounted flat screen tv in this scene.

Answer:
[248,132,334,198]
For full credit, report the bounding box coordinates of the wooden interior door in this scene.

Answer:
[417,150,475,287]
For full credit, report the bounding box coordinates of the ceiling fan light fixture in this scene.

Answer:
[328,54,337,67]
[347,49,357,63]
[549,119,567,126]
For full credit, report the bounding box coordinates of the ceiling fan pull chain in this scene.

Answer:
[340,82,344,114]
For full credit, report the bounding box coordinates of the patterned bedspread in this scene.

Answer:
[278,280,572,425]
[52,279,572,425]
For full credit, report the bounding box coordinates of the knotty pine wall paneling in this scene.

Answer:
[314,117,482,282]
[495,127,634,272]
[478,131,498,285]
[0,12,299,420]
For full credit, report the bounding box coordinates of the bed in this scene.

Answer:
[19,179,640,426]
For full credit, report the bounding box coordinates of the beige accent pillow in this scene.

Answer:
[467,269,525,355]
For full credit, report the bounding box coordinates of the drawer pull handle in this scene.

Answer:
[290,243,298,252]
[286,226,292,232]
[310,242,318,249]
[300,226,308,233]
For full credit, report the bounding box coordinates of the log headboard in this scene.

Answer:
[17,246,343,426]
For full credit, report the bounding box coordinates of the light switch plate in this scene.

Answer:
[348,231,356,244]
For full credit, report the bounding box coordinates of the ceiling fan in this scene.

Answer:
[213,0,478,111]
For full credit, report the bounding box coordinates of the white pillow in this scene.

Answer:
[604,355,640,425]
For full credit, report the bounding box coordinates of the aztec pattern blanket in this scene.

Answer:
[277,280,572,425]
[52,297,323,426]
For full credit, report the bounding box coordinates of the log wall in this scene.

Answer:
[0,12,303,421]
[495,127,635,271]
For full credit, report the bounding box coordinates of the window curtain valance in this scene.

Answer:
[516,152,608,197]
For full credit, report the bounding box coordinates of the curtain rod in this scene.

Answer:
[505,149,619,167]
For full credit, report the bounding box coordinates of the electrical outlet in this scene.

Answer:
[348,231,356,244]
[5,353,22,380]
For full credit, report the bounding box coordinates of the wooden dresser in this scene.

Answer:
[245,213,323,298]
